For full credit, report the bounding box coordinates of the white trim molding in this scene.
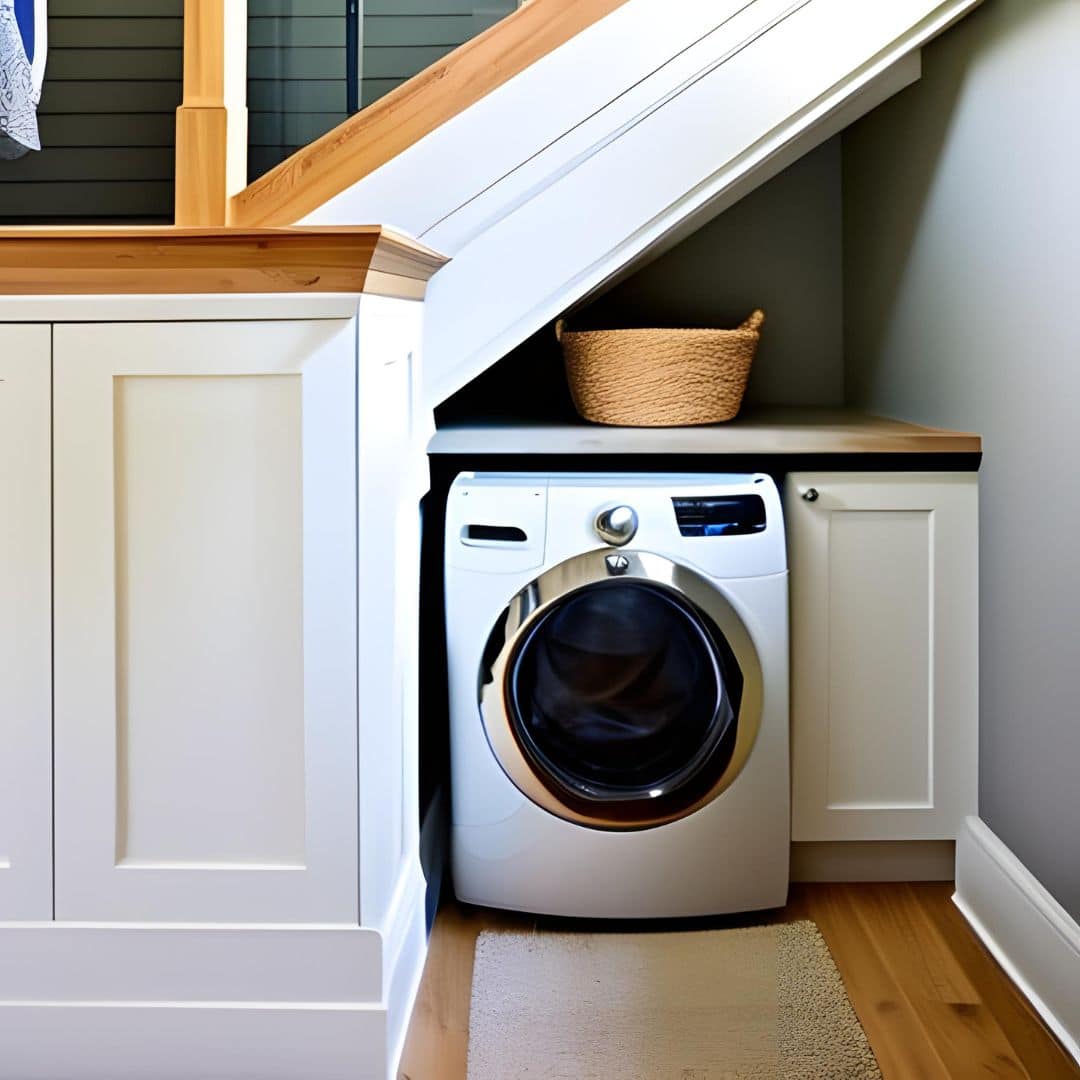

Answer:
[954,816,1080,1066]
[382,857,430,1080]
[0,294,363,324]
[0,859,429,1080]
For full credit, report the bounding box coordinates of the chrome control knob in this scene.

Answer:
[595,505,639,547]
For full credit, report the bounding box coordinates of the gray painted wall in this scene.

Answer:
[438,137,844,423]
[0,0,181,222]
[584,137,844,407]
[844,0,1080,917]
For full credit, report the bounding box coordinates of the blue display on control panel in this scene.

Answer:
[672,496,767,537]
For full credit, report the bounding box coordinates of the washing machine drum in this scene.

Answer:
[480,552,763,830]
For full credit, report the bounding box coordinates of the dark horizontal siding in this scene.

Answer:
[48,18,182,48]
[364,16,471,47]
[248,79,344,113]
[51,0,180,14]
[357,2,515,128]
[2,1,524,219]
[365,0,500,13]
[0,181,174,218]
[360,78,406,109]
[248,111,349,146]
[0,4,181,223]
[247,0,516,182]
[247,4,347,182]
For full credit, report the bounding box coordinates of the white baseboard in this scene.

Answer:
[0,861,431,1080]
[0,921,383,1002]
[0,1003,386,1080]
[791,840,955,882]
[954,816,1080,1066]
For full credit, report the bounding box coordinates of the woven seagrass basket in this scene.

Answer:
[556,309,764,427]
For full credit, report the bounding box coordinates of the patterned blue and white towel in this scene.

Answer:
[1,0,41,159]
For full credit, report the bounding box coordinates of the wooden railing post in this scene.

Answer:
[175,0,247,226]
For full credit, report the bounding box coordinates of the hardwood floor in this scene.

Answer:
[398,883,1079,1080]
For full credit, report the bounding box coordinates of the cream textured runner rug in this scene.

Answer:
[466,920,882,1079]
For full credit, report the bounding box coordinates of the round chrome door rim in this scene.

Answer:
[477,549,764,830]
[506,583,731,804]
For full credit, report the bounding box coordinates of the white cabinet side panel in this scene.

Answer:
[0,325,52,920]
[53,320,359,924]
[355,294,425,929]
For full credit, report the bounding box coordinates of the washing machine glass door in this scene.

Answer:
[481,551,762,830]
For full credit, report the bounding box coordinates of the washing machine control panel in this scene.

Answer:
[447,472,787,580]
[671,495,767,538]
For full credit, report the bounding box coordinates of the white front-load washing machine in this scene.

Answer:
[445,472,789,918]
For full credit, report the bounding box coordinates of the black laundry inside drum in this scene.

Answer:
[507,580,741,804]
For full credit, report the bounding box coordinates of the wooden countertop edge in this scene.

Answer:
[427,416,983,455]
[0,226,449,298]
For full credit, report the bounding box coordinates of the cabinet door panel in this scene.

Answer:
[53,320,358,923]
[786,472,978,841]
[0,326,52,921]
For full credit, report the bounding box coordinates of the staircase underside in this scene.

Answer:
[291,0,982,408]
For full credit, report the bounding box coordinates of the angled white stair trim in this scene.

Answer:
[418,0,821,254]
[420,0,980,407]
[303,0,770,237]
[954,816,1080,1066]
[580,50,920,304]
[301,0,981,408]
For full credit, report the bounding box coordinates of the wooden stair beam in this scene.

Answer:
[0,227,447,298]
[229,0,631,229]
[176,0,247,226]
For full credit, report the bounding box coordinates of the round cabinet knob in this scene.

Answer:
[595,505,639,547]
[802,487,819,502]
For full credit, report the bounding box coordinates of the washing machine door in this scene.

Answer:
[479,550,763,829]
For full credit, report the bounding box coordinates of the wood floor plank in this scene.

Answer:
[398,905,485,1080]
[849,884,1028,1078]
[919,885,1080,1080]
[803,884,953,1079]
[398,883,1080,1080]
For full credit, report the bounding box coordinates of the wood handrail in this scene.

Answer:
[229,0,631,229]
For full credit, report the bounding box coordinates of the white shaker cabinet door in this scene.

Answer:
[0,326,52,921]
[786,472,978,842]
[52,320,359,923]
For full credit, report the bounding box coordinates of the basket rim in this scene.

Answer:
[555,310,764,342]
[559,325,759,334]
